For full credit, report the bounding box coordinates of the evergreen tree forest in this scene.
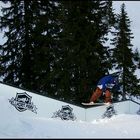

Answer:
[0,1,140,105]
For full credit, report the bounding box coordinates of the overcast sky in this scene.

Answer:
[113,1,140,52]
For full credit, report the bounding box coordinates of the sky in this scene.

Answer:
[113,1,140,52]
[1,88,140,138]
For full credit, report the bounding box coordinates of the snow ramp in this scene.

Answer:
[0,82,140,122]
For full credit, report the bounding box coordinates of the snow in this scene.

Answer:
[1,95,140,138]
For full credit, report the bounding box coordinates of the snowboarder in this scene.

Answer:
[88,72,121,105]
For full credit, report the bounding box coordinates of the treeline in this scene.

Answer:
[0,1,140,104]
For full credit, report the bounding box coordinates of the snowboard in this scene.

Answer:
[81,102,110,106]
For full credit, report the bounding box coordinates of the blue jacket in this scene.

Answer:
[97,75,119,92]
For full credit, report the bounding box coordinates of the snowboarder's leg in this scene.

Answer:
[90,87,102,102]
[104,89,112,103]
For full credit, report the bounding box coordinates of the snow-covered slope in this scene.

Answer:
[1,94,140,138]
[1,82,140,138]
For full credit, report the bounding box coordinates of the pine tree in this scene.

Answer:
[0,0,61,95]
[0,1,44,89]
[0,0,116,104]
[56,0,115,104]
[30,0,61,95]
[0,1,24,86]
[111,3,140,99]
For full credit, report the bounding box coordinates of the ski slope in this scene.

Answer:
[1,94,140,138]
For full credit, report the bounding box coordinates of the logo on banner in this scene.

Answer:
[52,105,76,121]
[102,104,117,118]
[9,92,37,114]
